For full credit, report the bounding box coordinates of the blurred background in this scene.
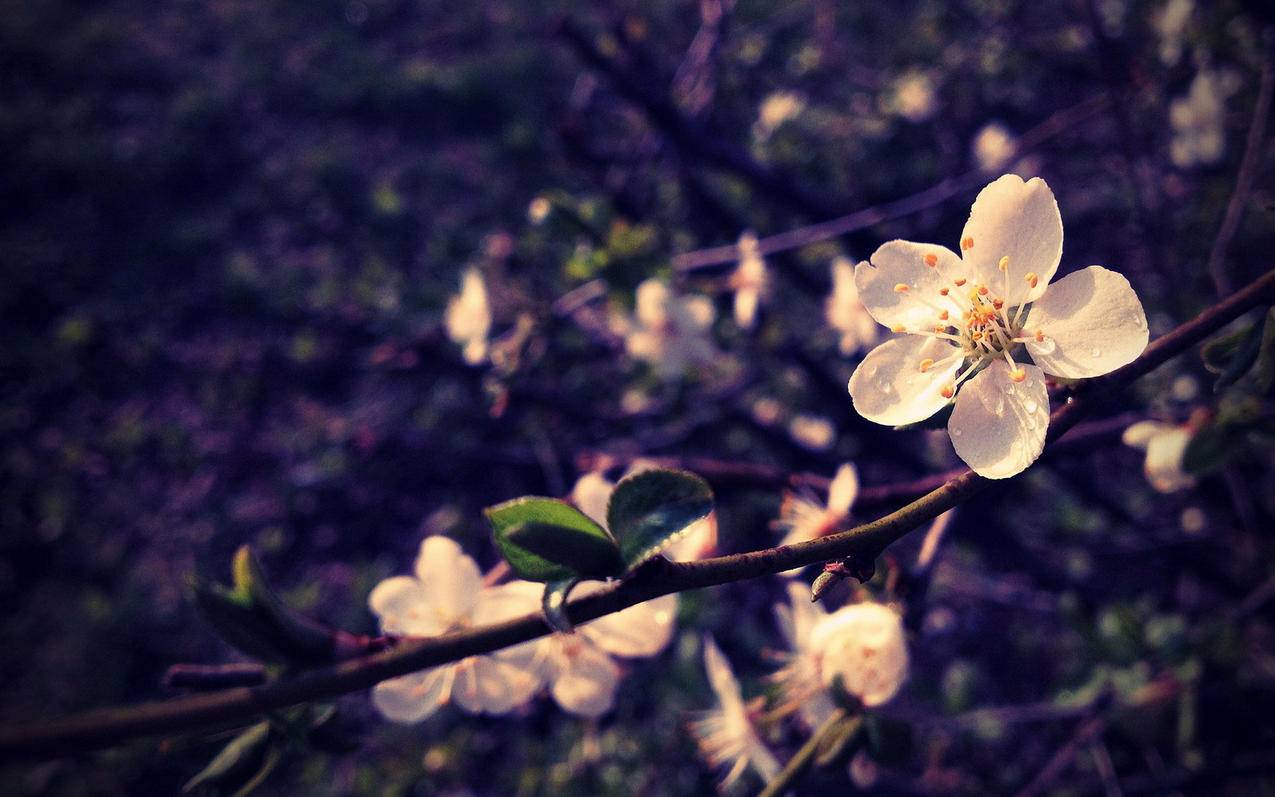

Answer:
[2,0,1274,794]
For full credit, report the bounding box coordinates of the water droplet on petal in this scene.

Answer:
[1023,399,1039,414]
[1090,347,1102,358]
[952,428,963,437]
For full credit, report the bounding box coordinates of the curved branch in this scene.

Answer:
[2,268,1272,763]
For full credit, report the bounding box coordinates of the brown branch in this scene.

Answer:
[1,268,1272,763]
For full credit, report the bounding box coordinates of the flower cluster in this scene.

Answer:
[849,174,1149,478]
[621,279,719,379]
[369,536,676,722]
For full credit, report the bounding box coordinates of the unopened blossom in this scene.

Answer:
[826,256,880,356]
[623,279,719,379]
[730,231,769,330]
[445,268,491,365]
[774,463,858,547]
[972,122,1017,174]
[368,536,542,722]
[1122,420,1195,493]
[689,637,781,788]
[809,602,908,707]
[569,462,717,561]
[529,583,677,718]
[849,174,1149,478]
[1170,69,1238,168]
[770,581,836,729]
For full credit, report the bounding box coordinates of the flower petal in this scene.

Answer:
[371,666,451,723]
[453,655,541,715]
[826,463,859,517]
[550,640,622,718]
[854,242,965,331]
[570,472,615,528]
[414,536,480,627]
[580,591,678,658]
[849,336,963,426]
[775,581,826,650]
[702,636,745,716]
[960,174,1062,305]
[1121,420,1168,451]
[367,576,448,636]
[1025,266,1149,378]
[948,361,1050,479]
[1145,427,1195,493]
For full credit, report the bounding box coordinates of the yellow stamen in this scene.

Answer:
[992,298,1004,310]
[939,310,949,321]
[998,255,1009,272]
[954,278,967,287]
[1024,272,1038,289]
[939,287,949,296]
[940,384,955,399]
[924,253,938,267]
[961,236,974,251]
[1034,329,1045,342]
[894,283,910,293]
[1009,368,1027,383]
[891,324,906,333]
[978,285,989,296]
[918,358,934,372]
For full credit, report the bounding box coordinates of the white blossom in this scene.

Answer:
[774,463,859,547]
[889,70,938,123]
[623,279,719,379]
[770,581,836,729]
[368,536,542,722]
[1170,68,1238,168]
[1153,0,1194,66]
[529,583,677,718]
[826,256,880,356]
[809,602,908,707]
[444,268,491,365]
[755,91,806,140]
[972,122,1017,174]
[569,462,717,561]
[689,637,781,788]
[730,232,769,330]
[788,413,835,451]
[848,174,1149,479]
[1122,420,1196,493]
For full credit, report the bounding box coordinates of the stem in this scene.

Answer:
[1,268,1272,763]
[757,707,849,797]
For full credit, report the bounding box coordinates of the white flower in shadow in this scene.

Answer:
[445,269,491,365]
[826,256,880,356]
[1122,420,1196,493]
[689,637,781,789]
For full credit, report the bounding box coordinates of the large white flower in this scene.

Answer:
[529,583,678,718]
[809,602,908,708]
[368,536,542,722]
[623,279,719,379]
[1122,420,1196,493]
[444,268,491,365]
[826,256,881,356]
[569,462,717,561]
[849,174,1149,478]
[730,231,769,331]
[771,582,836,729]
[774,463,859,547]
[689,637,781,788]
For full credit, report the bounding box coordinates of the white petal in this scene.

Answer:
[371,667,450,723]
[1145,427,1195,493]
[550,641,622,718]
[734,287,760,329]
[663,515,718,562]
[453,655,541,715]
[702,636,745,716]
[826,463,860,517]
[570,472,614,527]
[635,279,671,328]
[367,576,448,636]
[854,243,966,330]
[680,295,717,331]
[472,580,541,625]
[1121,420,1168,451]
[775,580,826,650]
[960,174,1062,305]
[1025,266,1149,378]
[849,336,963,426]
[414,536,480,626]
[948,361,1050,479]
[581,592,678,658]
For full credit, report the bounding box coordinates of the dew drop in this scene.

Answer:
[1023,398,1039,414]
[1090,347,1102,358]
[952,428,963,437]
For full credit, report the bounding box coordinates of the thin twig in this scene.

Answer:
[757,707,849,797]
[1,268,1271,763]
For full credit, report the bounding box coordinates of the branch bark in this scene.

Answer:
[2,268,1272,763]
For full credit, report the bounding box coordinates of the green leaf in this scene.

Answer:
[486,497,622,582]
[541,577,581,633]
[1202,321,1259,375]
[184,721,279,796]
[1213,315,1266,392]
[607,469,714,571]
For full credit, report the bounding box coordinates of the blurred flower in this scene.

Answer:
[771,581,836,729]
[623,279,719,379]
[788,413,835,451]
[1122,420,1195,493]
[444,268,491,365]
[849,174,1149,478]
[1154,0,1194,66]
[368,536,542,722]
[527,195,552,224]
[755,91,806,140]
[569,462,717,561]
[972,122,1017,173]
[826,256,881,355]
[730,231,769,330]
[689,637,781,788]
[530,584,677,717]
[810,602,908,707]
[1170,68,1238,168]
[889,70,938,122]
[774,463,858,547]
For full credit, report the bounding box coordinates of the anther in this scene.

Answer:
[939,310,949,320]
[961,236,974,251]
[894,283,910,293]
[940,384,955,399]
[918,358,934,372]
[954,278,967,287]
[1024,272,1038,289]
[992,298,1004,310]
[978,285,989,296]
[998,255,1009,272]
[939,287,949,296]
[924,253,938,267]
[1009,368,1027,383]
[1034,329,1045,342]
[891,324,906,333]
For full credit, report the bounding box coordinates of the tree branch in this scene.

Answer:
[1,268,1272,763]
